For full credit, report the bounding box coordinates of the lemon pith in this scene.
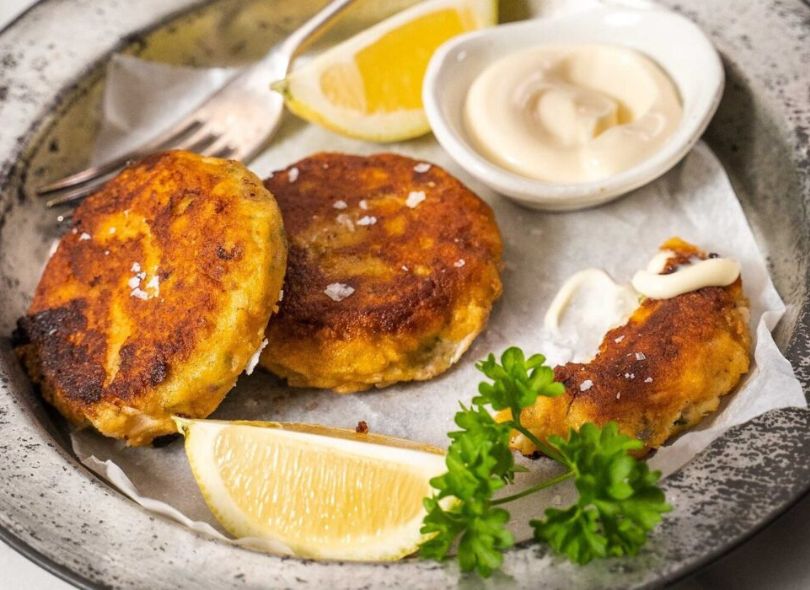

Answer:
[177,418,449,561]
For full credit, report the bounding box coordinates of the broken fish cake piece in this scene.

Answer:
[260,152,503,393]
[504,238,751,455]
[14,151,287,446]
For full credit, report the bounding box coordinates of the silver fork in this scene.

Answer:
[38,0,358,209]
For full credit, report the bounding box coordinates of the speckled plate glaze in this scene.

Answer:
[0,1,808,588]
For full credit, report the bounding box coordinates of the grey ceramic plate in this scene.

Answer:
[0,0,808,588]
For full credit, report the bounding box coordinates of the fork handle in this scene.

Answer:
[276,0,359,64]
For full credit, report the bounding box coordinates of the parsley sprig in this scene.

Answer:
[419,347,670,576]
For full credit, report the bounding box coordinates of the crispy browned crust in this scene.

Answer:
[260,152,503,392]
[507,237,752,453]
[14,151,287,445]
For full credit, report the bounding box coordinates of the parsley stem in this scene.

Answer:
[491,470,574,505]
[511,423,563,464]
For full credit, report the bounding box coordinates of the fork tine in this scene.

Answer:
[211,145,237,159]
[142,117,205,151]
[37,153,136,195]
[45,173,115,208]
[202,135,238,160]
[44,133,226,208]
[176,129,220,153]
[37,119,204,195]
[43,131,221,208]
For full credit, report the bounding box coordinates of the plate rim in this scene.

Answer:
[0,0,808,588]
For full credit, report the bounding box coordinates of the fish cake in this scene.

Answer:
[260,152,503,393]
[504,238,751,455]
[14,151,287,446]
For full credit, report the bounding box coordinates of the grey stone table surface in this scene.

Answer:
[0,1,808,589]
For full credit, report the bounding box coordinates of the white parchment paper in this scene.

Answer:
[71,51,806,547]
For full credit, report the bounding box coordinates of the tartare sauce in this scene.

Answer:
[464,44,682,183]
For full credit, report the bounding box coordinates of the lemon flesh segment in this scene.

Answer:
[279,0,497,142]
[178,418,448,561]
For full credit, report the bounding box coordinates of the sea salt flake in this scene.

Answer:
[635,352,646,361]
[336,213,355,231]
[616,392,622,400]
[131,262,141,272]
[324,283,355,302]
[288,167,299,182]
[413,162,431,173]
[146,275,160,290]
[614,335,625,343]
[333,200,348,210]
[359,199,369,210]
[401,265,409,272]
[278,289,284,302]
[579,379,593,392]
[127,276,141,289]
[406,191,426,208]
[245,339,268,376]
[644,377,654,383]
[108,227,116,234]
[454,259,466,268]
[130,288,149,300]
[79,232,91,241]
[71,228,78,234]
[356,215,377,226]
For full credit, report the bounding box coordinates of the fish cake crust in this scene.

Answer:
[14,151,287,445]
[260,152,503,392]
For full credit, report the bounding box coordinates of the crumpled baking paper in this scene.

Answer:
[71,47,805,547]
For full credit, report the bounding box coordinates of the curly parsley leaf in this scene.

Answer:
[531,422,671,564]
[419,348,564,576]
[475,347,564,415]
[419,403,515,576]
[420,348,669,576]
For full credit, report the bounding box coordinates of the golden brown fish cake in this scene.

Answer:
[504,238,751,454]
[260,152,503,393]
[14,151,287,446]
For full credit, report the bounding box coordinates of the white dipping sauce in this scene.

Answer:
[464,44,682,183]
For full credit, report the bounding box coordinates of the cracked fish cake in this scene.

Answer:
[503,238,751,455]
[14,151,287,446]
[260,152,503,393]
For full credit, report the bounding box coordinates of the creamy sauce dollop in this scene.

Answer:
[632,257,741,300]
[464,44,682,183]
[543,269,639,361]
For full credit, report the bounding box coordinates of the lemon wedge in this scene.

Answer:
[175,418,449,561]
[273,0,497,141]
